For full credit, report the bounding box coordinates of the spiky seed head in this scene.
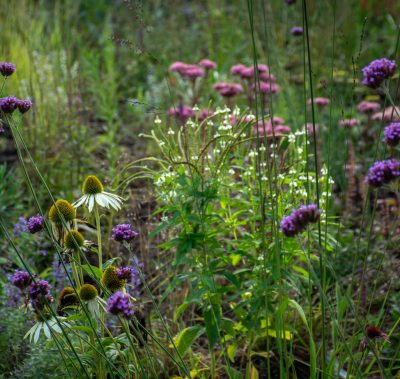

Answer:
[49,199,76,224]
[82,175,104,195]
[101,266,124,292]
[78,284,98,301]
[59,287,78,307]
[64,230,85,250]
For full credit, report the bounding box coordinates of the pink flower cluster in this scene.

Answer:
[256,116,291,137]
[169,59,217,80]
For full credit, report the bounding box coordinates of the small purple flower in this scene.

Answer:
[339,118,360,128]
[11,270,32,290]
[29,279,53,311]
[111,224,139,243]
[199,59,217,70]
[0,62,16,77]
[365,159,400,187]
[106,292,134,318]
[29,279,52,300]
[168,105,195,123]
[357,101,380,114]
[0,96,18,113]
[291,26,303,36]
[0,124,4,133]
[280,204,321,237]
[307,97,330,107]
[384,122,400,146]
[230,63,247,76]
[27,214,44,234]
[116,267,134,281]
[251,81,280,94]
[286,0,296,4]
[362,58,397,89]
[169,62,204,80]
[17,99,32,114]
[13,217,28,236]
[213,82,243,97]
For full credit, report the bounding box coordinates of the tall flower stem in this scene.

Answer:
[94,203,103,273]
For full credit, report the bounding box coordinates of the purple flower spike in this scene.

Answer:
[365,159,400,187]
[106,292,134,318]
[0,62,16,77]
[27,214,44,234]
[116,267,134,281]
[111,224,139,243]
[384,122,400,146]
[11,270,32,289]
[362,58,397,89]
[17,99,32,114]
[0,96,18,113]
[286,0,296,4]
[280,204,321,237]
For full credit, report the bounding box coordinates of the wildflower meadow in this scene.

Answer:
[1,1,400,378]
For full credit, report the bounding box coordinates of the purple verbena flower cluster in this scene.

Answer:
[280,204,321,237]
[106,292,134,318]
[0,96,32,114]
[361,58,397,89]
[116,266,134,281]
[27,214,44,234]
[111,223,139,243]
[11,270,32,289]
[0,62,16,76]
[365,159,400,187]
[383,122,400,146]
[29,279,53,311]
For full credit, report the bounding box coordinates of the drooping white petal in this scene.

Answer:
[73,195,88,208]
[103,191,124,201]
[94,193,106,208]
[88,195,95,213]
[105,195,122,210]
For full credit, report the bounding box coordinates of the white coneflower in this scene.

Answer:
[78,284,105,318]
[73,175,123,212]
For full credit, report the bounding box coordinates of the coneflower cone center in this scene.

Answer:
[79,284,98,301]
[49,199,76,223]
[82,175,104,195]
[64,230,85,250]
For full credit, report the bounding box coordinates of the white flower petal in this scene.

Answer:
[73,195,88,208]
[94,193,106,207]
[88,195,95,213]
